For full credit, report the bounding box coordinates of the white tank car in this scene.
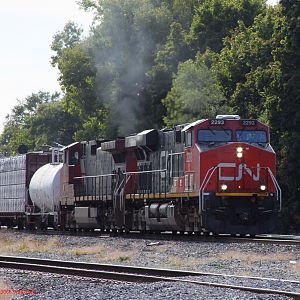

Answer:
[29,163,63,212]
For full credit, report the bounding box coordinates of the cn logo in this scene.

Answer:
[217,163,260,181]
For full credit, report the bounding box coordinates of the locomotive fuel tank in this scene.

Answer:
[29,163,63,212]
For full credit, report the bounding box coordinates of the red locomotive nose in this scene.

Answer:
[199,143,276,195]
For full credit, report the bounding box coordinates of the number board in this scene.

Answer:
[210,119,225,125]
[241,119,256,126]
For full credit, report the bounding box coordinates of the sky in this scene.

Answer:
[0,0,93,133]
[0,0,279,134]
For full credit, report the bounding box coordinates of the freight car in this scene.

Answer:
[0,152,51,229]
[25,115,281,235]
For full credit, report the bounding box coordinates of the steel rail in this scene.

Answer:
[18,228,300,246]
[0,256,299,298]
[26,229,300,246]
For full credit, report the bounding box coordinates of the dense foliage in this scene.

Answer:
[1,0,300,231]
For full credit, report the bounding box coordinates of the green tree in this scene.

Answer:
[51,21,83,66]
[147,22,192,127]
[29,101,79,147]
[190,0,266,53]
[149,0,266,129]
[0,125,33,156]
[163,56,228,126]
[51,22,107,139]
[0,92,61,155]
[209,6,284,119]
[271,0,300,230]
[79,0,177,136]
[58,45,98,118]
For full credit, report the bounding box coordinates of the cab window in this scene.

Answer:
[198,129,232,143]
[185,131,193,147]
[236,130,267,143]
[69,151,79,165]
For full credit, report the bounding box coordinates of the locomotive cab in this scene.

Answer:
[185,115,281,235]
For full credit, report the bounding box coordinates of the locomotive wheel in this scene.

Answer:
[42,223,48,231]
[110,229,118,237]
[28,224,36,231]
[17,222,24,230]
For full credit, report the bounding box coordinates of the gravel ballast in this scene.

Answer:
[0,230,299,299]
[0,269,294,300]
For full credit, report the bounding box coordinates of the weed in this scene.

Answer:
[118,256,129,262]
[68,245,104,256]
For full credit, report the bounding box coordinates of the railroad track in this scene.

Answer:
[0,256,299,299]
[26,229,300,246]
[119,232,300,246]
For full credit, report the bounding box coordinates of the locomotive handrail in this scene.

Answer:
[114,175,126,227]
[198,166,217,213]
[74,173,118,179]
[74,173,119,202]
[124,169,168,199]
[118,174,134,221]
[168,152,185,156]
[266,168,282,212]
[123,169,167,175]
[113,175,124,197]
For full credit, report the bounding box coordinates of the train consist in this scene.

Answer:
[0,115,281,235]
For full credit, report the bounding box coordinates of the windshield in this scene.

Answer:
[236,130,267,143]
[198,129,232,143]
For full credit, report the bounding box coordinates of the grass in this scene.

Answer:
[68,245,105,256]
[290,261,300,273]
[96,249,136,262]
[64,244,135,262]
[0,232,136,263]
[163,250,298,274]
[0,236,61,255]
[216,250,295,265]
[167,255,202,269]
[118,256,130,262]
[168,256,184,268]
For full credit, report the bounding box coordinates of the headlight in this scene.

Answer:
[236,147,243,158]
[221,184,228,191]
[237,147,243,153]
[260,185,266,191]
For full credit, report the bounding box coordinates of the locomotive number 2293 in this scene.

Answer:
[210,119,225,125]
[242,120,256,126]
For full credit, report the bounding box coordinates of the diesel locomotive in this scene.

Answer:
[0,115,281,235]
